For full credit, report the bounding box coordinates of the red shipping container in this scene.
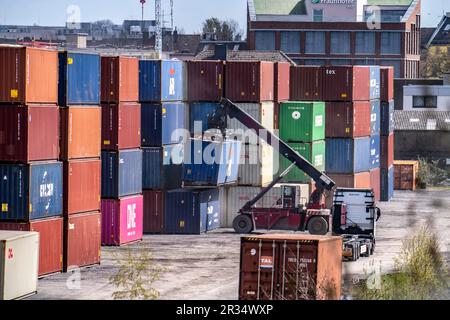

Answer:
[101,102,141,151]
[326,102,371,138]
[290,66,323,101]
[0,105,59,162]
[143,190,164,234]
[225,61,274,102]
[101,195,144,246]
[101,56,139,103]
[64,211,101,271]
[370,167,381,202]
[187,60,224,101]
[328,172,372,189]
[0,217,63,277]
[322,66,371,101]
[60,106,101,160]
[381,133,394,169]
[274,62,290,102]
[0,46,58,104]
[380,67,394,102]
[63,159,101,216]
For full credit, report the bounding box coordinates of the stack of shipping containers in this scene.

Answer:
[59,51,102,270]
[0,46,63,277]
[100,56,143,246]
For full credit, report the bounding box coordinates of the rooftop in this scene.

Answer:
[395,110,450,131]
[252,0,307,15]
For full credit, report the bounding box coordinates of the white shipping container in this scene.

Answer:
[0,231,39,300]
[238,142,275,187]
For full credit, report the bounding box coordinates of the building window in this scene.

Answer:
[304,59,326,66]
[354,59,377,66]
[355,32,375,55]
[330,60,352,66]
[412,96,437,109]
[381,32,401,54]
[313,9,323,22]
[380,60,401,78]
[330,32,350,54]
[280,31,301,53]
[305,31,326,54]
[255,31,276,51]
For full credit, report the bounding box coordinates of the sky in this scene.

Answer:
[0,0,448,33]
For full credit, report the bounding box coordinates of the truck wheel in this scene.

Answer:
[307,217,328,235]
[233,215,253,234]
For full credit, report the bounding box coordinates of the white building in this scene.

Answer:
[403,86,450,111]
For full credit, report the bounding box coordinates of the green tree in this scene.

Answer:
[202,18,242,41]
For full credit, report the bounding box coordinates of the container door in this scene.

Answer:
[400,165,414,190]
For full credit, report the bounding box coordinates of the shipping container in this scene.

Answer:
[225,61,274,102]
[0,231,39,300]
[189,102,223,139]
[0,161,63,221]
[327,172,371,189]
[274,62,290,102]
[0,217,63,277]
[279,102,325,143]
[101,195,143,246]
[370,134,380,169]
[139,60,185,102]
[187,60,224,101]
[0,105,59,162]
[143,190,164,234]
[380,66,394,102]
[142,147,163,190]
[278,140,325,183]
[58,51,100,106]
[381,133,394,169]
[380,100,395,135]
[394,160,419,191]
[64,211,101,271]
[239,234,342,300]
[164,189,221,234]
[326,137,371,174]
[63,159,101,216]
[101,102,141,151]
[370,167,381,201]
[325,101,371,138]
[141,102,188,146]
[0,46,58,104]
[322,66,371,101]
[101,56,139,103]
[381,166,394,201]
[369,66,380,100]
[101,149,142,199]
[60,106,101,160]
[370,100,381,136]
[238,143,274,187]
[290,66,323,101]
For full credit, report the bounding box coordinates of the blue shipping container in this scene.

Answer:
[189,102,222,136]
[370,134,381,169]
[139,60,185,102]
[326,137,371,174]
[370,100,381,136]
[381,100,395,135]
[164,189,221,234]
[142,147,163,190]
[369,66,380,100]
[58,52,101,106]
[101,149,143,198]
[0,162,63,221]
[141,102,188,146]
[217,140,241,185]
[381,166,394,202]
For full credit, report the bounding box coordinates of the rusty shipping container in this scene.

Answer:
[0,105,59,162]
[64,211,101,271]
[143,190,164,234]
[381,133,394,169]
[394,160,419,191]
[327,172,371,189]
[0,217,63,277]
[325,101,371,138]
[60,106,101,160]
[187,60,224,101]
[239,234,342,300]
[63,159,101,216]
[274,62,290,102]
[0,46,58,104]
[380,66,394,102]
[101,56,139,103]
[225,61,274,102]
[370,167,381,202]
[322,66,371,101]
[290,66,323,101]
[101,102,141,151]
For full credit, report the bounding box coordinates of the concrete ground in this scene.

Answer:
[29,190,450,300]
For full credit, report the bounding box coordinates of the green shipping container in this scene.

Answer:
[279,102,325,143]
[277,140,326,183]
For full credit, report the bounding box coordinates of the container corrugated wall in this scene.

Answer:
[326,137,371,174]
[381,166,394,201]
[187,60,224,101]
[274,62,290,102]
[370,167,381,201]
[228,103,275,141]
[380,67,394,102]
[143,190,164,234]
[290,66,323,101]
[238,143,274,186]
[381,133,394,169]
[369,66,380,100]
[142,147,163,189]
[370,100,381,136]
[325,102,371,138]
[322,66,371,102]
[327,172,371,189]
[380,100,395,135]
[101,56,139,103]
[189,102,222,138]
[370,135,380,169]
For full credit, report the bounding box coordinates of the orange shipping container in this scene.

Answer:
[327,172,372,189]
[60,106,101,160]
[394,160,419,191]
[0,46,58,104]
[370,168,381,201]
[101,56,139,103]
